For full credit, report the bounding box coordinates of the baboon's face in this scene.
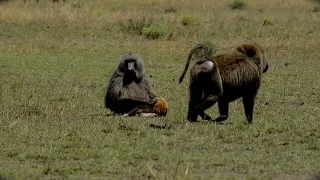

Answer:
[125,59,138,78]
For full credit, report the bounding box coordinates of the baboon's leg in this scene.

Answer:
[199,112,212,121]
[122,106,153,117]
[122,107,142,117]
[187,81,202,122]
[215,101,229,122]
[194,94,219,116]
[187,100,196,122]
[242,95,255,124]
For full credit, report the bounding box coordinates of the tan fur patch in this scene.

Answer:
[153,96,168,116]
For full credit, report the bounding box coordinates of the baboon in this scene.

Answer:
[179,43,223,122]
[179,42,268,123]
[105,53,168,117]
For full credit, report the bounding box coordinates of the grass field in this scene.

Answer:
[0,0,320,179]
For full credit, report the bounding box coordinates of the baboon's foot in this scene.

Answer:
[187,115,198,122]
[122,113,129,117]
[140,113,157,117]
[214,115,228,123]
[199,112,213,121]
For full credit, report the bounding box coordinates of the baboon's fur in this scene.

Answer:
[105,53,157,115]
[179,42,268,123]
[105,53,168,117]
[153,96,168,116]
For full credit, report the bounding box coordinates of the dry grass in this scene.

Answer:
[0,0,320,179]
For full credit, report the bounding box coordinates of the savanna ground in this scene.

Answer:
[0,0,320,179]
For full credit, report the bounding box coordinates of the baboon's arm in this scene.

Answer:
[141,75,157,99]
[117,98,156,105]
[122,106,154,117]
[148,91,157,100]
[195,94,219,113]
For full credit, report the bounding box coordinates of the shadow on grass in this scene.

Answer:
[148,123,174,130]
[87,113,115,117]
[0,174,12,180]
[311,172,320,180]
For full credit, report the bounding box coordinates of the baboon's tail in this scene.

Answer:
[178,43,209,83]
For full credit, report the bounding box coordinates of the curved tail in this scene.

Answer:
[178,43,210,83]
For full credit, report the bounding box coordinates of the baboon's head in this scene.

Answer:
[236,43,269,73]
[124,59,139,77]
[118,53,145,80]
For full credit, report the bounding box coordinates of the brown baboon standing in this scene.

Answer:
[105,53,168,117]
[179,43,268,123]
[179,43,223,122]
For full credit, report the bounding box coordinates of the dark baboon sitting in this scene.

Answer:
[179,42,268,123]
[105,53,168,116]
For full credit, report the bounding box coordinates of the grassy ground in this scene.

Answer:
[0,0,320,179]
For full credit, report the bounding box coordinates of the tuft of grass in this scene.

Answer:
[120,16,153,35]
[262,16,275,25]
[313,6,320,12]
[164,6,178,13]
[311,0,320,4]
[202,40,217,55]
[233,14,249,21]
[142,25,167,40]
[180,15,201,26]
[230,0,246,10]
[71,1,82,8]
[0,0,9,4]
[92,8,105,16]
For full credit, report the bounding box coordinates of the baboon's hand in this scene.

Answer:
[122,113,129,117]
[154,96,164,102]
[152,98,158,104]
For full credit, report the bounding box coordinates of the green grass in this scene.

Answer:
[0,0,320,179]
[230,0,246,10]
[180,14,201,26]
